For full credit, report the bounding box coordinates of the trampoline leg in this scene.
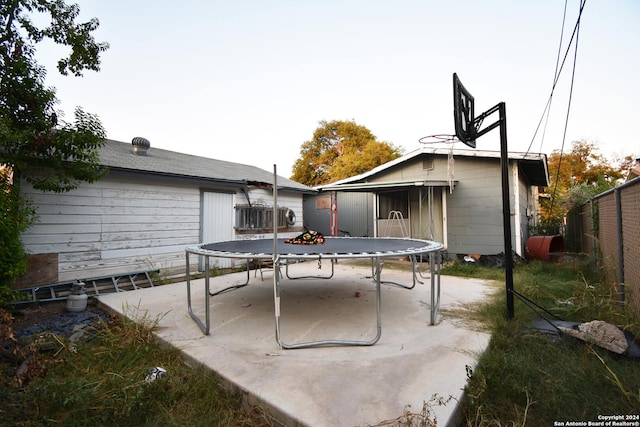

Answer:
[273,255,283,346]
[430,251,442,325]
[285,258,335,280]
[274,257,382,349]
[186,251,210,335]
[369,255,423,289]
[209,259,251,296]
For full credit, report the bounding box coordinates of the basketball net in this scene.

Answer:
[419,134,457,193]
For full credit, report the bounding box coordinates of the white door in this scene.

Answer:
[201,191,234,269]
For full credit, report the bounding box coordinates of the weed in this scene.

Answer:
[368,394,454,427]
[456,260,640,425]
[0,305,268,426]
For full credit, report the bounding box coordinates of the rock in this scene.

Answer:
[559,320,628,354]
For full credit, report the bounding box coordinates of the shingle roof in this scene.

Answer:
[100,139,314,193]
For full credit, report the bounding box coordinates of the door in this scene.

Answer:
[200,191,234,269]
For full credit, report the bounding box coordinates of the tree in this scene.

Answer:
[539,140,628,229]
[0,1,108,297]
[0,169,36,303]
[291,120,403,186]
[1,0,109,192]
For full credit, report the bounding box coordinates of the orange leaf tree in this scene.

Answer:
[540,140,630,231]
[291,120,402,186]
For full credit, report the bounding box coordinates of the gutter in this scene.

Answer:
[318,180,455,192]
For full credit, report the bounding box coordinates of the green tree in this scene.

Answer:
[0,1,108,298]
[1,0,109,192]
[0,170,36,304]
[291,120,402,186]
[540,140,627,229]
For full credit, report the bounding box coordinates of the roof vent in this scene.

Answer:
[131,137,150,156]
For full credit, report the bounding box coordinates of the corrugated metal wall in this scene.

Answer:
[336,192,374,237]
[303,193,373,237]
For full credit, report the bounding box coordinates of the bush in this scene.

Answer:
[0,178,37,307]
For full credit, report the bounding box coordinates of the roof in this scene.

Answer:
[318,147,548,191]
[99,139,314,193]
[627,161,640,181]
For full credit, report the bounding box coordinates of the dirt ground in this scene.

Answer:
[9,300,108,333]
[9,301,68,330]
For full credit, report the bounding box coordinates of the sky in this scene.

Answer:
[37,0,639,177]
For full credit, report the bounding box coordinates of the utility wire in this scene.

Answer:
[524,0,586,227]
[525,0,586,156]
[538,0,569,155]
[547,0,584,223]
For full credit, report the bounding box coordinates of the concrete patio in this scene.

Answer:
[97,260,495,426]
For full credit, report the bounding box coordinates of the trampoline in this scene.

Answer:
[185,237,444,349]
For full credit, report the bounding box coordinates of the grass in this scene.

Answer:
[2,259,638,426]
[444,258,640,425]
[0,304,270,426]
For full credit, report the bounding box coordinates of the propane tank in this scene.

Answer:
[66,281,88,312]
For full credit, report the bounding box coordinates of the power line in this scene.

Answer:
[525,0,586,156]
[526,0,586,225]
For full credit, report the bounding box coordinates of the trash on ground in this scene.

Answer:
[145,366,167,383]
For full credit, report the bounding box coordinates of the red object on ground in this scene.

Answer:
[525,235,565,262]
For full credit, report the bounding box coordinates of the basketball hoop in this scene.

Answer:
[418,134,459,145]
[419,134,457,193]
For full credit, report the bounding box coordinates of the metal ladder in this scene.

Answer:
[382,210,409,238]
[11,270,158,305]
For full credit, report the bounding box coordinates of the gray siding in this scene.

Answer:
[363,155,511,254]
[516,169,532,255]
[21,174,201,282]
[445,157,513,255]
[20,173,304,283]
[316,148,546,257]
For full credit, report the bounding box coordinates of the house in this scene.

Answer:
[626,157,640,181]
[312,147,548,258]
[17,138,315,287]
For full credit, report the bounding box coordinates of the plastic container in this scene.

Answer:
[525,235,565,262]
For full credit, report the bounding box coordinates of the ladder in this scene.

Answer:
[11,270,158,305]
[382,210,409,238]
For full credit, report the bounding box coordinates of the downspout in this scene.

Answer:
[615,188,624,305]
[242,184,252,207]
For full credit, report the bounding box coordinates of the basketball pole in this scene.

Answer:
[498,103,515,319]
[453,73,515,319]
[474,103,514,319]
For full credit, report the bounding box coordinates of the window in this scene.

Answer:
[235,205,290,232]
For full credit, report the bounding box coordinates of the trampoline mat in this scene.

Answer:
[199,237,439,257]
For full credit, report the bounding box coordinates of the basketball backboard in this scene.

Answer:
[453,73,476,148]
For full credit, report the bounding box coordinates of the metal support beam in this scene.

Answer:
[470,100,514,318]
[498,102,515,319]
